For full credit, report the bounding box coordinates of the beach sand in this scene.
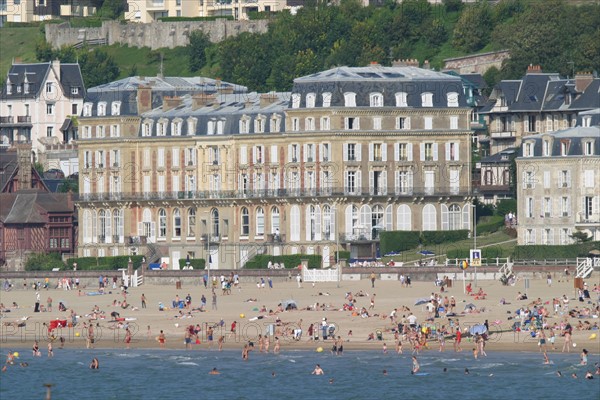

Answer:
[1,274,598,354]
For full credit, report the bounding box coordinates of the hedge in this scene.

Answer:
[476,215,504,235]
[512,242,600,260]
[421,230,469,245]
[380,231,421,254]
[244,254,322,269]
[334,251,351,261]
[65,256,145,271]
[178,258,206,269]
[158,16,234,22]
[446,246,509,260]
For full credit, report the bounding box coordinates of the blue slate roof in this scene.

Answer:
[1,62,85,100]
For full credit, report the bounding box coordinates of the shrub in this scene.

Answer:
[446,247,509,260]
[496,199,517,216]
[334,251,351,261]
[380,231,421,254]
[65,256,145,271]
[178,258,206,269]
[158,16,234,22]
[244,254,322,269]
[25,253,66,271]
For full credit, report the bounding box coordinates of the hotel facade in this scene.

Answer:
[76,65,474,269]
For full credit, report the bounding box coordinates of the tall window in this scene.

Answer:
[187,208,196,237]
[344,92,356,107]
[158,209,167,238]
[322,205,334,240]
[448,204,461,230]
[173,209,181,238]
[397,204,411,231]
[370,92,383,107]
[422,204,437,231]
[256,207,265,236]
[271,207,280,233]
[306,93,316,108]
[421,92,433,107]
[211,208,219,238]
[241,207,249,236]
[395,92,408,107]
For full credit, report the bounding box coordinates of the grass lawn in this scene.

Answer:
[380,231,517,265]
[0,27,42,81]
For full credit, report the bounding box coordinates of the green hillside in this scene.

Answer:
[0,27,41,79]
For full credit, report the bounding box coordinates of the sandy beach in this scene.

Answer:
[1,274,599,354]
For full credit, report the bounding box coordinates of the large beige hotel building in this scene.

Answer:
[76,64,474,269]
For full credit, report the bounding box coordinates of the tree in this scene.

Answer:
[570,230,592,243]
[424,18,448,47]
[187,30,212,73]
[79,48,120,88]
[452,3,493,53]
[483,66,501,94]
[99,0,126,19]
[35,40,54,62]
[443,0,463,13]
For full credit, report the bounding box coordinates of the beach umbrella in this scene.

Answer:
[418,250,435,256]
[281,299,298,310]
[464,303,476,311]
[414,298,429,306]
[469,325,487,335]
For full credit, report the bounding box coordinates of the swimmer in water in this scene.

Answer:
[312,364,324,375]
[543,351,550,364]
[556,371,562,377]
[465,368,470,375]
[90,358,99,369]
[585,371,594,380]
[19,362,28,367]
[209,367,220,375]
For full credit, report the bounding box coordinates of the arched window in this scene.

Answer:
[422,204,437,231]
[421,92,433,107]
[290,205,300,241]
[113,209,123,243]
[344,205,359,238]
[291,93,301,108]
[241,207,249,236]
[256,207,264,236]
[211,208,219,238]
[173,208,181,238]
[322,92,332,107]
[360,205,372,239]
[141,208,154,241]
[371,205,384,239]
[449,204,461,230]
[344,92,356,107]
[98,209,111,242]
[397,204,411,231]
[187,208,196,237]
[306,205,321,241]
[322,204,335,241]
[462,204,471,230]
[271,206,280,233]
[158,209,167,238]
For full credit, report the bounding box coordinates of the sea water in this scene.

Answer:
[0,349,598,400]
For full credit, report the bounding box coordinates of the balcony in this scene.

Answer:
[146,0,167,10]
[267,233,286,243]
[575,213,600,227]
[339,232,377,242]
[0,115,32,127]
[490,130,516,139]
[128,236,147,245]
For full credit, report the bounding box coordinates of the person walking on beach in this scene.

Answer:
[369,294,376,310]
[158,330,166,349]
[454,328,462,352]
[562,322,573,353]
[212,290,217,310]
[370,272,376,288]
[296,274,302,288]
[274,337,281,354]
[141,293,147,309]
[125,327,132,349]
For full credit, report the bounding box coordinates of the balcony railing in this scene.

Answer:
[575,213,600,225]
[489,130,516,139]
[77,186,473,202]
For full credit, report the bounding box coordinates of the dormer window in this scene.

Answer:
[111,101,121,116]
[83,102,92,117]
[239,116,250,134]
[97,102,107,116]
[254,116,266,133]
[216,119,225,135]
[207,119,215,135]
[524,141,534,157]
[447,92,459,107]
[421,92,433,107]
[370,92,383,107]
[291,93,301,109]
[157,119,168,136]
[270,115,281,132]
[171,119,182,136]
[24,78,30,94]
[395,92,408,107]
[71,87,79,95]
[187,117,197,135]
[6,77,11,95]
[141,120,153,137]
[560,140,570,156]
[583,140,594,156]
[322,92,332,107]
[582,116,592,127]
[306,93,316,108]
[344,92,356,107]
[543,140,551,156]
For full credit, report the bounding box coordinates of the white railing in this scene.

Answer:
[303,267,340,282]
[445,257,510,267]
[576,257,596,278]
[499,261,513,277]
[121,269,143,287]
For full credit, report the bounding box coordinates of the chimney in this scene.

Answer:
[526,64,542,74]
[162,96,183,111]
[217,85,234,95]
[260,92,279,108]
[52,59,61,81]
[16,143,32,191]
[392,59,419,67]
[575,72,593,93]
[423,60,431,70]
[370,61,380,66]
[137,85,153,114]
[191,93,216,110]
